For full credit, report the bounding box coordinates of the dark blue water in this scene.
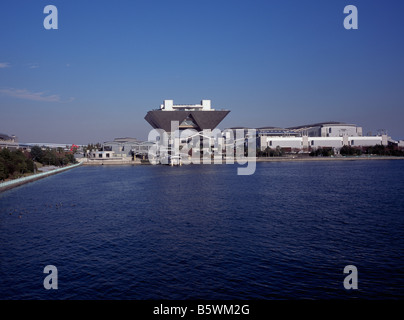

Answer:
[1,161,403,299]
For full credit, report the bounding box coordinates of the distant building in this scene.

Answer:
[143,100,230,164]
[91,150,116,159]
[254,122,389,152]
[18,142,72,152]
[144,99,230,132]
[288,122,363,137]
[0,133,18,149]
[101,137,155,160]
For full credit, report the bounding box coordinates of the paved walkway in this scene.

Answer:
[0,162,82,192]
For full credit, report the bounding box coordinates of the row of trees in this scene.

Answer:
[0,149,35,180]
[255,145,404,158]
[82,143,102,154]
[0,146,76,181]
[339,145,362,156]
[309,147,335,157]
[30,146,75,166]
[340,145,404,156]
[256,146,284,157]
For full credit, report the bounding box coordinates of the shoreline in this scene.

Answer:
[82,161,142,166]
[80,156,404,165]
[0,162,82,193]
[256,156,404,162]
[77,158,142,165]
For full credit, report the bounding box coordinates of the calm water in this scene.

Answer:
[0,161,403,300]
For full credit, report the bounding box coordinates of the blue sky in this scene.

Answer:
[1,0,404,144]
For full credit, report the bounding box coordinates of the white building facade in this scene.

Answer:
[160,99,213,111]
[258,122,389,152]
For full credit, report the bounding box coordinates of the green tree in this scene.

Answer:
[0,157,7,180]
[65,153,76,164]
[340,145,361,156]
[30,146,44,163]
[0,148,35,179]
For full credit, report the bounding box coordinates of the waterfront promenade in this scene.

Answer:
[0,162,82,192]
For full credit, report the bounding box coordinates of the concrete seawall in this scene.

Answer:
[82,160,141,165]
[77,158,142,165]
[0,162,82,193]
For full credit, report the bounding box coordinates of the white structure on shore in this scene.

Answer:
[76,137,156,164]
[260,135,388,150]
[252,122,391,152]
[0,133,18,149]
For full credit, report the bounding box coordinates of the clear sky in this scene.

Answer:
[1,0,404,144]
